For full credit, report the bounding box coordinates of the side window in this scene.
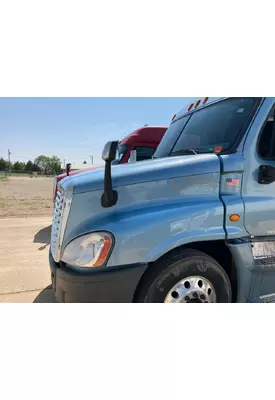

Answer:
[258,106,275,159]
[134,146,155,161]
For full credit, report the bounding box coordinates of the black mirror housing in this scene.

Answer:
[102,141,119,162]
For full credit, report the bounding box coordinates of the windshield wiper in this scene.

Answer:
[172,148,199,156]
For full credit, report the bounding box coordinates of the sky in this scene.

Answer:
[0,97,192,166]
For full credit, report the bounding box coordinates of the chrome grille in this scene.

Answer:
[51,186,65,261]
[52,175,57,202]
[51,184,73,262]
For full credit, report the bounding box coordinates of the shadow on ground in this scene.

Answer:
[33,285,57,303]
[33,225,52,250]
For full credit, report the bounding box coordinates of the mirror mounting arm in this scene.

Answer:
[66,163,71,176]
[101,141,119,208]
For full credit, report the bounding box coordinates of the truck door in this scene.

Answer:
[242,100,275,237]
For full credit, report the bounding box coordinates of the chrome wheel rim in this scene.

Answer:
[164,276,217,303]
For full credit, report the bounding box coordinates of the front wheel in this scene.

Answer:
[136,249,232,303]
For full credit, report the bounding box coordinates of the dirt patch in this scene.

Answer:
[0,176,53,218]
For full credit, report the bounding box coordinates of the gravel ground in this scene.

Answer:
[0,176,53,218]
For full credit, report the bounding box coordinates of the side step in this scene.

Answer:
[251,293,275,303]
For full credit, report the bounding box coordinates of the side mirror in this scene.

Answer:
[128,150,137,163]
[101,141,119,208]
[66,163,71,176]
[102,141,119,162]
[258,165,275,184]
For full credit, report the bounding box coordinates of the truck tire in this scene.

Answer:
[135,248,232,303]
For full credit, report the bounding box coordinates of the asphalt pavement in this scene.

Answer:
[0,217,56,303]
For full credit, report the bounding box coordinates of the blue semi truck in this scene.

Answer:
[49,97,275,303]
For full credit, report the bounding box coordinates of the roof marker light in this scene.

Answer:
[172,114,177,121]
[203,97,209,104]
[188,103,194,111]
[194,99,201,108]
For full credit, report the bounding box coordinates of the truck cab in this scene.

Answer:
[53,125,167,201]
[112,125,167,164]
[49,97,275,303]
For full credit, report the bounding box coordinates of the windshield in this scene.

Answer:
[154,98,259,158]
[112,144,128,165]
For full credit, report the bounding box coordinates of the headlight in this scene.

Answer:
[61,232,113,269]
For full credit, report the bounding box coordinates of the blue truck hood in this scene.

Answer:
[62,154,220,194]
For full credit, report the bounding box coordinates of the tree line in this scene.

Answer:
[0,155,62,174]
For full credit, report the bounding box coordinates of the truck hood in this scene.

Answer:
[57,166,103,181]
[61,154,220,195]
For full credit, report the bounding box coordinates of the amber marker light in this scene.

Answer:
[229,214,240,222]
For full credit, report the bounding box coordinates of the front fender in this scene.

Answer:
[63,172,224,267]
[106,198,225,267]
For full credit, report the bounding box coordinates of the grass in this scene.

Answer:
[4,173,54,178]
[9,173,31,177]
[0,177,8,181]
